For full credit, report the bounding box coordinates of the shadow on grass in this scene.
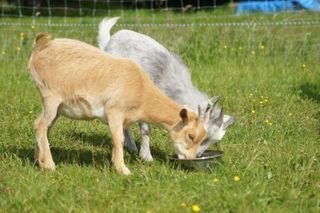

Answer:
[67,130,112,148]
[5,146,113,168]
[296,82,320,103]
[67,130,168,162]
[3,132,169,169]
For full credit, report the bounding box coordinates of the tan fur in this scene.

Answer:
[28,33,208,175]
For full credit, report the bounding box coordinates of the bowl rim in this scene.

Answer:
[170,150,223,161]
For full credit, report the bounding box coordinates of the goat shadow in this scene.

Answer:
[5,131,168,169]
[296,82,320,103]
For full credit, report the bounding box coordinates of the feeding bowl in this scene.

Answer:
[170,150,223,171]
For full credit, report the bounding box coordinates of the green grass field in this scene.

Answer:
[0,10,319,212]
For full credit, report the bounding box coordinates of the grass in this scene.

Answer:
[0,10,320,212]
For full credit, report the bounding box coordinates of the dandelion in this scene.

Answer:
[233,176,240,182]
[192,204,201,212]
[181,202,187,208]
[213,178,219,183]
[251,110,256,114]
[265,119,272,126]
[289,113,292,116]
[249,93,253,97]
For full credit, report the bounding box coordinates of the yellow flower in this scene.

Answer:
[265,119,272,125]
[20,32,24,37]
[31,25,35,30]
[224,45,228,49]
[260,44,265,49]
[251,110,256,114]
[289,113,292,116]
[192,204,201,212]
[251,50,256,55]
[249,93,253,97]
[302,64,307,68]
[213,178,219,183]
[181,202,187,208]
[233,176,240,182]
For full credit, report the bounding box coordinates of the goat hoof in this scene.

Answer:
[139,151,153,162]
[116,166,131,175]
[35,159,56,171]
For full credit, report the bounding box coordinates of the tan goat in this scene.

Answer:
[28,33,211,175]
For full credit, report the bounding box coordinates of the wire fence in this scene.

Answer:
[1,0,227,17]
[0,0,320,28]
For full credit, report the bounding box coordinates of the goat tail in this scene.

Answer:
[34,32,52,49]
[98,17,120,50]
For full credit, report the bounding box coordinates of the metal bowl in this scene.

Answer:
[170,150,223,171]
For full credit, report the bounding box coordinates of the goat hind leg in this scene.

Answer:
[34,98,60,170]
[123,128,138,154]
[139,122,153,162]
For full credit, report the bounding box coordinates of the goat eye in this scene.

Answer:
[188,134,194,141]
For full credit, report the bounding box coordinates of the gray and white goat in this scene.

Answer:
[98,17,235,161]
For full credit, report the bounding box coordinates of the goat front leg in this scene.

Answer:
[108,112,131,175]
[139,122,153,161]
[34,97,60,170]
[123,128,138,154]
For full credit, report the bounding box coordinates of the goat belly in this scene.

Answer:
[58,96,107,122]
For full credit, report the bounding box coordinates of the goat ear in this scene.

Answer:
[180,108,188,123]
[223,116,236,129]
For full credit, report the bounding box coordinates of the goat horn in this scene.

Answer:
[198,105,202,118]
